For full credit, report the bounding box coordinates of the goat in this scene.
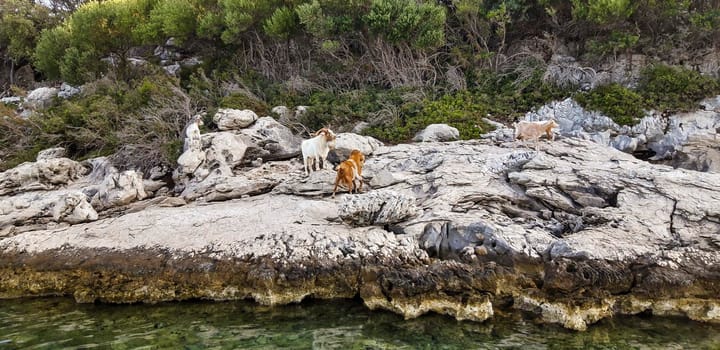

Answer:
[183,114,204,151]
[513,119,559,150]
[301,127,336,176]
[332,149,366,198]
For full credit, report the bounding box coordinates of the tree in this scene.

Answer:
[34,0,158,83]
[0,0,58,86]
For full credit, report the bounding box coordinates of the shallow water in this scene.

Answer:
[0,297,719,349]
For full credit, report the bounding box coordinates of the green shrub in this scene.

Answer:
[365,90,490,143]
[575,83,644,126]
[639,64,720,112]
[0,74,197,174]
[290,88,416,136]
[219,93,270,116]
[0,114,47,170]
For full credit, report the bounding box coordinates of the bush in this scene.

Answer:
[639,64,720,112]
[575,83,644,126]
[0,74,199,174]
[219,93,270,116]
[0,113,46,170]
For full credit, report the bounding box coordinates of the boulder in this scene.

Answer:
[163,64,181,76]
[0,96,21,106]
[182,160,294,201]
[327,133,383,164]
[413,124,460,142]
[213,108,258,130]
[338,190,418,226]
[24,87,58,110]
[91,170,147,211]
[174,131,247,197]
[36,147,66,161]
[0,190,97,229]
[58,83,81,99]
[0,158,88,196]
[272,168,336,197]
[237,117,302,162]
[202,132,248,175]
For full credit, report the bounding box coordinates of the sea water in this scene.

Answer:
[1,297,719,349]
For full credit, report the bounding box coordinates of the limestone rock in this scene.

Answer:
[176,148,205,176]
[24,87,58,110]
[237,117,302,161]
[58,83,81,99]
[174,131,248,199]
[0,190,97,229]
[36,147,66,161]
[2,138,720,332]
[272,168,336,197]
[202,132,248,175]
[0,158,88,196]
[338,190,418,226]
[91,170,147,211]
[327,133,383,164]
[182,175,277,202]
[213,108,258,130]
[413,124,460,142]
[0,96,21,106]
[525,96,720,172]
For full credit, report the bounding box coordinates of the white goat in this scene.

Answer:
[514,119,559,150]
[301,127,337,176]
[183,114,204,151]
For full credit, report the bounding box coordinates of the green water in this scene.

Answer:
[0,298,719,349]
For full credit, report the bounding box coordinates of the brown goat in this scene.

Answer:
[514,119,559,150]
[332,150,366,198]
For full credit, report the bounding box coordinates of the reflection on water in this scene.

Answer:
[0,297,719,349]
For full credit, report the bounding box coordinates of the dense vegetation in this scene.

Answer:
[2,0,720,171]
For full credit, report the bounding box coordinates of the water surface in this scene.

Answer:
[1,297,719,349]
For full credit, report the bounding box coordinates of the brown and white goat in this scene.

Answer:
[514,119,559,150]
[332,149,365,198]
[301,127,337,175]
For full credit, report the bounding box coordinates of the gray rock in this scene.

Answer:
[2,138,720,331]
[327,133,383,164]
[526,96,720,172]
[413,124,460,142]
[272,168,336,197]
[213,108,258,130]
[24,87,58,110]
[0,96,21,105]
[237,117,302,161]
[180,57,202,67]
[163,64,181,76]
[174,131,248,199]
[0,190,97,229]
[36,147,66,161]
[90,170,147,211]
[0,158,88,196]
[338,190,418,226]
[58,83,81,99]
[271,106,292,123]
[352,122,370,134]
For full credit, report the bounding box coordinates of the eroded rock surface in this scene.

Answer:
[1,138,719,331]
[525,97,720,172]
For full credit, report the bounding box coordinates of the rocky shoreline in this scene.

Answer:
[1,135,719,331]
